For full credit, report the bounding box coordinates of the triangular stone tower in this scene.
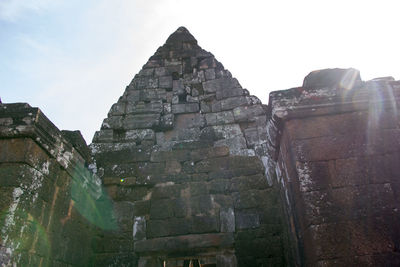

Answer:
[90,27,288,266]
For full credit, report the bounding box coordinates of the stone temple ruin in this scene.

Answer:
[1,27,400,266]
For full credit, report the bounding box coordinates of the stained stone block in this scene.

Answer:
[173,80,185,94]
[199,57,217,70]
[205,111,234,126]
[132,77,147,89]
[233,105,265,122]
[175,113,205,128]
[132,201,150,216]
[133,216,146,241]
[168,218,191,236]
[189,182,208,196]
[126,101,163,114]
[102,116,123,129]
[220,208,235,233]
[171,103,199,114]
[186,95,199,102]
[159,76,173,89]
[123,114,160,129]
[108,102,126,116]
[138,257,162,267]
[151,150,190,162]
[147,220,170,238]
[93,130,114,142]
[134,233,234,253]
[152,184,182,199]
[150,199,174,219]
[220,96,250,111]
[191,215,218,233]
[125,129,155,142]
[200,101,212,113]
[166,65,183,76]
[244,127,260,146]
[216,86,244,100]
[163,103,172,113]
[206,124,243,140]
[160,114,174,130]
[166,127,201,141]
[139,68,154,77]
[190,195,214,215]
[205,68,216,80]
[203,77,241,95]
[236,211,260,230]
[216,254,237,267]
[155,67,167,76]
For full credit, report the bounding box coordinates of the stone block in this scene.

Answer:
[199,57,217,70]
[230,174,269,192]
[164,127,201,142]
[151,150,190,162]
[126,101,163,114]
[233,105,265,122]
[150,199,174,219]
[93,130,114,143]
[152,184,182,199]
[203,77,240,94]
[209,179,230,194]
[159,76,173,89]
[235,210,260,230]
[216,86,244,100]
[133,89,167,102]
[147,219,170,238]
[173,80,185,94]
[216,253,237,267]
[124,129,155,143]
[160,114,174,130]
[205,68,216,80]
[190,146,229,161]
[132,200,151,216]
[168,218,191,236]
[139,68,154,76]
[191,215,218,233]
[190,195,214,215]
[133,216,146,241]
[134,233,234,253]
[155,67,167,76]
[189,182,209,196]
[174,113,205,128]
[220,96,250,111]
[171,103,199,114]
[172,198,188,217]
[123,114,160,129]
[220,207,235,232]
[108,102,126,116]
[205,111,234,126]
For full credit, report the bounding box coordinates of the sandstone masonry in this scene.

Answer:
[1,27,399,267]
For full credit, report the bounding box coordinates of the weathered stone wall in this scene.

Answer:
[0,103,109,266]
[90,27,290,266]
[2,27,400,267]
[268,69,400,266]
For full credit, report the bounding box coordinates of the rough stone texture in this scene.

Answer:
[0,104,111,266]
[2,27,400,267]
[90,27,289,266]
[268,69,400,266]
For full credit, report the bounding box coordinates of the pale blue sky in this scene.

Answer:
[1,0,400,142]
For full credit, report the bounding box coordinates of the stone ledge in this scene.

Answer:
[134,233,234,254]
[0,103,87,177]
[269,69,400,120]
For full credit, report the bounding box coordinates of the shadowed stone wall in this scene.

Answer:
[0,103,112,266]
[267,69,400,266]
